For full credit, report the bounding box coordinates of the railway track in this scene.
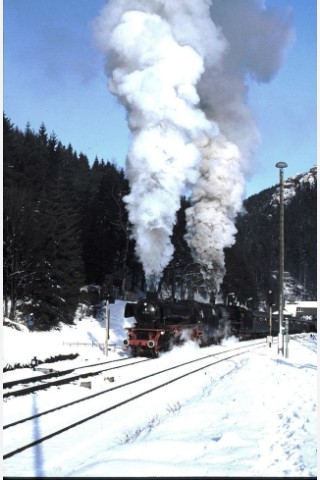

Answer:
[3,339,265,462]
[290,333,317,352]
[3,356,151,398]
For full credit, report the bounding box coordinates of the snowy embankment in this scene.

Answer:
[2,300,318,477]
[3,301,133,372]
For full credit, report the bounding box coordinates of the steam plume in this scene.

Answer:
[94,0,293,291]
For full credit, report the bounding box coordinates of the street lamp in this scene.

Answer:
[275,161,288,357]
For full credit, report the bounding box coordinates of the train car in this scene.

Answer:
[123,292,221,357]
[215,305,271,339]
[273,315,317,334]
[223,307,317,338]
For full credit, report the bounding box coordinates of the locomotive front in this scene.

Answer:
[123,293,220,357]
[135,296,161,326]
[123,293,169,357]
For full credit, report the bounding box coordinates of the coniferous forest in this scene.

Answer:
[3,115,317,329]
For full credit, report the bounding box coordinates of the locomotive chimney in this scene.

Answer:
[146,291,158,301]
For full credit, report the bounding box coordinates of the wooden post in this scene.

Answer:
[105,299,110,356]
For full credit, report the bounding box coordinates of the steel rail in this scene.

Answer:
[3,356,144,389]
[4,339,264,429]
[3,358,151,399]
[3,341,265,460]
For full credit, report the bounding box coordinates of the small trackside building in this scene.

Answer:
[285,301,317,319]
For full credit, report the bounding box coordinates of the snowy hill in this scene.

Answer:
[232,165,317,305]
[270,165,317,207]
[3,300,133,370]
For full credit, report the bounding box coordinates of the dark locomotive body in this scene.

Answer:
[123,292,223,357]
[123,293,316,357]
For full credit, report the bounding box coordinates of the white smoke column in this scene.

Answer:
[94,0,293,292]
[185,0,294,293]
[185,135,244,291]
[93,0,226,288]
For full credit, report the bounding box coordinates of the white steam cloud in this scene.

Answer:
[94,0,294,291]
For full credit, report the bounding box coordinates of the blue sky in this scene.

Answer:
[3,0,316,198]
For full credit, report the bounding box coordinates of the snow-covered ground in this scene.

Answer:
[2,300,318,477]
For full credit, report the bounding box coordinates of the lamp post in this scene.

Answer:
[275,162,288,357]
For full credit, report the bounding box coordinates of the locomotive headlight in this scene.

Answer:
[160,331,165,335]
[147,340,155,348]
[123,339,130,346]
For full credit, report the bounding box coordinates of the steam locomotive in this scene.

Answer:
[123,292,316,357]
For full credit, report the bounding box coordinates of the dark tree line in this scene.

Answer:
[3,114,317,328]
[223,174,317,308]
[3,115,143,328]
[3,115,204,329]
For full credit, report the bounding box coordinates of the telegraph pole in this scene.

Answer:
[104,274,114,356]
[267,289,274,348]
[275,162,288,357]
[105,298,110,356]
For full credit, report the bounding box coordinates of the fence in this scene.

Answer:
[62,341,121,352]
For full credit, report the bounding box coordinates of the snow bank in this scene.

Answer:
[3,300,132,370]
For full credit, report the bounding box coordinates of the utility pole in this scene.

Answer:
[267,289,274,348]
[105,298,110,356]
[275,162,288,357]
[104,274,115,356]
